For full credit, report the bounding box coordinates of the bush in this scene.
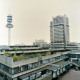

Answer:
[37,53,42,57]
[4,53,12,57]
[13,54,29,62]
[13,56,19,61]
[47,52,51,55]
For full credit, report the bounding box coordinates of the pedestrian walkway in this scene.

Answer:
[59,69,80,80]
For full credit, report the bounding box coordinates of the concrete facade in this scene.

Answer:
[50,15,69,49]
[0,46,70,80]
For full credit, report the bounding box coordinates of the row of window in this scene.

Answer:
[54,26,64,29]
[22,72,41,80]
[54,41,64,43]
[54,39,64,42]
[54,31,63,35]
[54,33,63,36]
[54,35,63,37]
[54,25,64,29]
[5,48,42,52]
[54,28,64,32]
[54,37,64,40]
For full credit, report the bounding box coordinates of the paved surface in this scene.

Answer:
[58,69,80,80]
[0,76,3,80]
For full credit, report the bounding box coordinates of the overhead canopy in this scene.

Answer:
[19,67,45,79]
[54,61,70,67]
[45,65,59,71]
[19,61,71,80]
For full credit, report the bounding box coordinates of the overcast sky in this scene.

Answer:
[0,0,80,45]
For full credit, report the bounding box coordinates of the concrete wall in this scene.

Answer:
[0,55,13,67]
[13,57,39,68]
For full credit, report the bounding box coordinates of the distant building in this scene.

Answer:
[50,15,69,49]
[66,42,80,50]
[49,15,80,50]
[33,40,49,48]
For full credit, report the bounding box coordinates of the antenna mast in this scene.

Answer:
[6,13,13,46]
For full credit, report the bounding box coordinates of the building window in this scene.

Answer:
[30,74,35,80]
[43,60,48,64]
[36,72,41,78]
[46,70,52,75]
[23,77,29,80]
[28,64,33,69]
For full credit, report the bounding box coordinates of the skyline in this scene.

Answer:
[0,0,80,45]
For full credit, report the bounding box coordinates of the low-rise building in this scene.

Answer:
[33,40,49,48]
[0,45,71,80]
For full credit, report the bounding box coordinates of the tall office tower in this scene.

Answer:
[50,15,69,49]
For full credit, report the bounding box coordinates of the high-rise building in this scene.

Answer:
[50,15,69,49]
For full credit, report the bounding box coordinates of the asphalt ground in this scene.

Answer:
[58,69,80,80]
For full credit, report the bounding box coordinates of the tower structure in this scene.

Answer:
[6,14,13,46]
[50,15,69,49]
